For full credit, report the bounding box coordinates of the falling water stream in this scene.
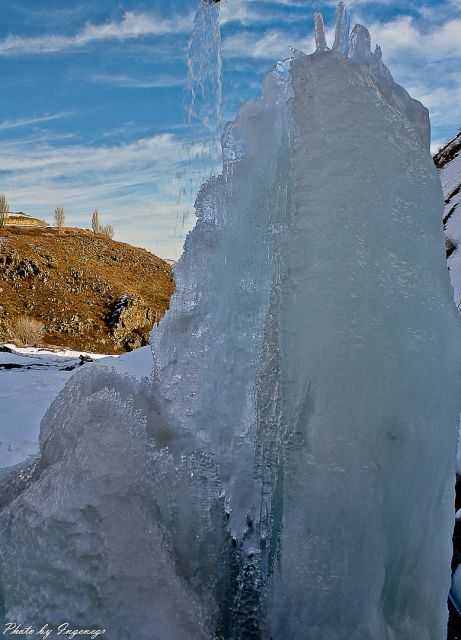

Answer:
[175,0,223,237]
[187,0,222,134]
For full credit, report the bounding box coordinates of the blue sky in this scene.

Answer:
[0,0,460,259]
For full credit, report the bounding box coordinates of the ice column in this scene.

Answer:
[332,2,351,56]
[314,12,329,52]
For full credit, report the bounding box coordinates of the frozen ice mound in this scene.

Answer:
[0,368,220,639]
[0,5,460,639]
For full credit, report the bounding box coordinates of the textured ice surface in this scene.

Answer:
[0,7,460,640]
[266,50,458,640]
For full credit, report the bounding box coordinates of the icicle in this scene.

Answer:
[349,24,371,63]
[332,2,351,56]
[314,12,329,52]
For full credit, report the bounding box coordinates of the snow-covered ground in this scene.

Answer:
[0,344,153,468]
[441,135,461,303]
[435,134,461,478]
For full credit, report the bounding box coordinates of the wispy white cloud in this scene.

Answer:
[0,134,206,192]
[86,73,184,89]
[369,16,461,60]
[0,132,216,258]
[219,0,304,27]
[0,11,193,56]
[220,0,263,26]
[0,112,72,131]
[224,30,313,60]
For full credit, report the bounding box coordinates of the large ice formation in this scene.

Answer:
[0,5,459,639]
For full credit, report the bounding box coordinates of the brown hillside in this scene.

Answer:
[0,226,175,354]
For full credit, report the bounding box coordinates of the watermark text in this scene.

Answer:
[3,623,105,640]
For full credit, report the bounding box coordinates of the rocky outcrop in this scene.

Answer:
[107,295,157,351]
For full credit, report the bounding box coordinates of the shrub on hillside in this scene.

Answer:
[100,225,114,239]
[54,206,65,234]
[0,194,8,229]
[92,209,101,234]
[91,210,114,239]
[13,316,45,347]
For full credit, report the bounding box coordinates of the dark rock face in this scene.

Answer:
[448,478,461,639]
[106,295,156,351]
[447,236,457,259]
[434,133,461,171]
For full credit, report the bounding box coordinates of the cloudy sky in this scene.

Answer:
[0,0,460,259]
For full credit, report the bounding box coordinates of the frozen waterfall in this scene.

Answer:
[0,5,460,640]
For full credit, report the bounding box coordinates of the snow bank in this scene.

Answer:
[0,345,145,468]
